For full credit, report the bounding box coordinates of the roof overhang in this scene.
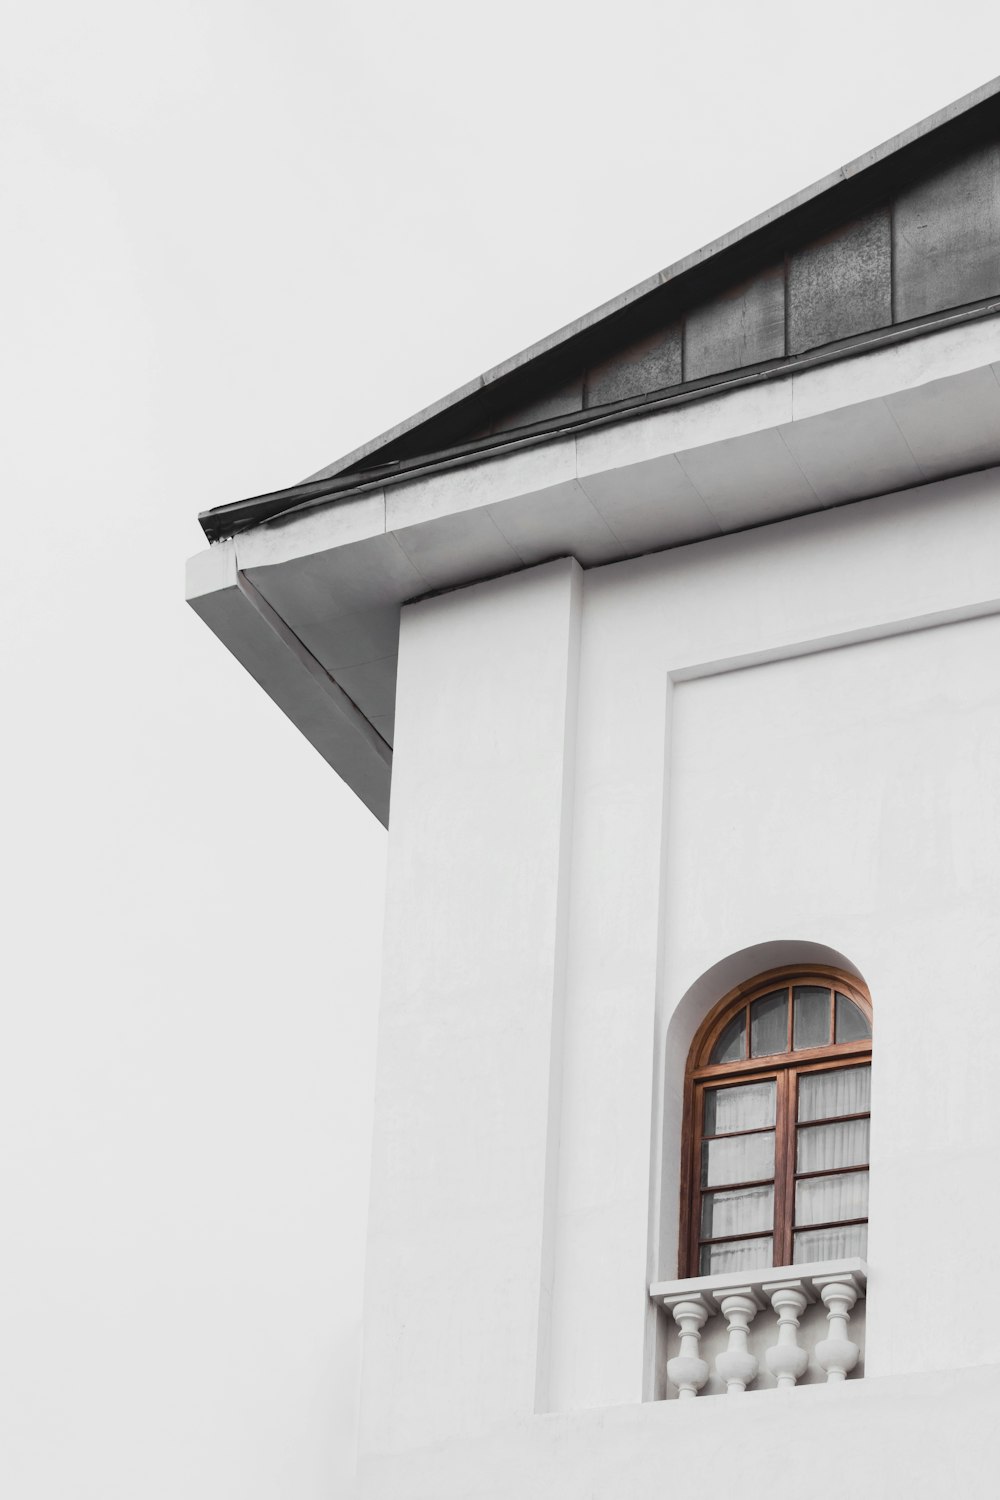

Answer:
[187,309,1000,825]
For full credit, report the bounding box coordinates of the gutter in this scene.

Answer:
[200,297,1000,543]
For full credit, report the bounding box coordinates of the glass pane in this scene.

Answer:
[702,1130,775,1187]
[797,1118,870,1173]
[701,1184,774,1239]
[795,1170,869,1226]
[798,1064,871,1121]
[793,1223,867,1263]
[700,1236,773,1275]
[750,990,788,1056]
[710,1010,745,1064]
[793,986,831,1050]
[704,1079,776,1135]
[836,992,872,1042]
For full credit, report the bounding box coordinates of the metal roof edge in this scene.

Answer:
[199,297,1000,542]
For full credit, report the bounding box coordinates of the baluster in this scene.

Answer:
[814,1275,861,1382]
[665,1296,710,1399]
[763,1281,809,1388]
[715,1291,760,1393]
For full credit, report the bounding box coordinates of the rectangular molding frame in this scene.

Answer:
[642,590,1000,1402]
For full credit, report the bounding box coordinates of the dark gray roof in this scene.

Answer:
[200,75,1000,543]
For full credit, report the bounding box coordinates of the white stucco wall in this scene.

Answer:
[360,466,1000,1496]
[361,559,582,1453]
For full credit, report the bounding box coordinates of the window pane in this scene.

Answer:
[793,986,831,1050]
[701,1184,774,1239]
[702,1131,775,1187]
[798,1064,871,1121]
[750,990,788,1056]
[797,1118,870,1173]
[710,1010,745,1064]
[793,1223,867,1263]
[835,992,872,1042]
[795,1170,869,1226]
[700,1236,773,1275]
[703,1079,776,1135]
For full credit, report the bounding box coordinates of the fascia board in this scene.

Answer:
[226,312,1000,575]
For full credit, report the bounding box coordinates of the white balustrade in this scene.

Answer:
[650,1259,866,1399]
[663,1296,710,1399]
[763,1282,810,1388]
[814,1275,861,1381]
[716,1291,761,1393]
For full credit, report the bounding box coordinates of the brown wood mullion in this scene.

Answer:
[773,1069,795,1267]
[690,1038,871,1082]
[797,1109,871,1129]
[701,1174,776,1194]
[791,1215,868,1234]
[698,1228,775,1247]
[794,1162,870,1182]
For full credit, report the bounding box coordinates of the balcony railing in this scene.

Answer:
[649,1258,867,1398]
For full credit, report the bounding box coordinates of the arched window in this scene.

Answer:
[680,967,872,1278]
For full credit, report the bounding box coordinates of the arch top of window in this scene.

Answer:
[691,966,872,1075]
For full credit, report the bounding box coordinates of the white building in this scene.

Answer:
[189,78,1000,1497]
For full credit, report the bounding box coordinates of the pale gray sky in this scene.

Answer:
[3,5,998,1495]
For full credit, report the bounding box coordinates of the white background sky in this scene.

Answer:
[3,5,999,1495]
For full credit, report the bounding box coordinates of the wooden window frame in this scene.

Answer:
[679,965,873,1278]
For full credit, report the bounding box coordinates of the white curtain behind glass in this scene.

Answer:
[797,1118,869,1172]
[794,1224,867,1261]
[795,1169,869,1224]
[798,1064,870,1121]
